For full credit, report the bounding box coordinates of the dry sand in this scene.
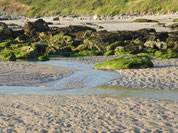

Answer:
[0,95,177,133]
[0,61,73,86]
[108,59,178,90]
[1,14,177,32]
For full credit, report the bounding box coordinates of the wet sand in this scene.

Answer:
[0,95,177,133]
[52,56,178,90]
[0,61,73,86]
[0,58,177,132]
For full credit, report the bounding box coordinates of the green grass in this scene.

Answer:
[1,0,177,16]
[94,55,154,70]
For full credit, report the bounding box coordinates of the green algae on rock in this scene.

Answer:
[94,55,154,70]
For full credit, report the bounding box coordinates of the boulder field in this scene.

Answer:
[0,19,177,61]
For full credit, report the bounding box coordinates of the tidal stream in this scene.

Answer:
[0,60,177,101]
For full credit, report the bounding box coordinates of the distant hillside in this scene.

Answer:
[0,0,178,16]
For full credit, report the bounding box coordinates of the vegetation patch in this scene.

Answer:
[94,55,154,70]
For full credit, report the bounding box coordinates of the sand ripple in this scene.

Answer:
[0,61,73,86]
[0,95,177,132]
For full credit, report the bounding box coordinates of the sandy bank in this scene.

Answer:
[0,95,177,132]
[53,56,178,90]
[108,58,178,90]
[0,61,73,86]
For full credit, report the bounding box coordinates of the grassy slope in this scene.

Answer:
[0,0,30,15]
[0,0,178,16]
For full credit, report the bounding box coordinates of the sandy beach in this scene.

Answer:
[0,61,73,86]
[0,14,178,132]
[1,14,177,32]
[52,56,178,90]
[0,58,177,132]
[0,95,177,133]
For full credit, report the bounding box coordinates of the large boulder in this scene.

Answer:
[0,22,13,41]
[24,19,50,37]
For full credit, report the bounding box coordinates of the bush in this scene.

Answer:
[94,55,153,70]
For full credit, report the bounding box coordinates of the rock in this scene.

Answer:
[0,50,16,61]
[38,56,49,61]
[155,40,167,50]
[144,39,167,50]
[147,32,168,42]
[155,49,178,59]
[0,22,13,40]
[53,17,60,21]
[133,19,158,23]
[173,19,178,22]
[106,41,123,51]
[67,25,96,32]
[77,38,104,52]
[153,23,166,27]
[24,19,50,37]
[94,55,154,70]
[168,23,178,31]
[49,33,74,47]
[15,35,29,42]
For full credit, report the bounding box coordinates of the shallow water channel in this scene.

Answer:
[0,60,177,101]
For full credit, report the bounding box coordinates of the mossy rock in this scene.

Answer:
[153,23,165,27]
[38,56,49,61]
[173,19,178,22]
[106,41,123,51]
[114,45,137,55]
[133,19,158,23]
[0,40,11,48]
[144,40,168,50]
[0,49,16,61]
[94,55,153,70]
[167,23,178,31]
[104,50,114,56]
[81,38,104,52]
[79,50,103,56]
[50,33,73,46]
[155,49,178,59]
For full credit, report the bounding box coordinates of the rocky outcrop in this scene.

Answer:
[0,22,13,41]
[24,19,50,37]
[0,19,178,61]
